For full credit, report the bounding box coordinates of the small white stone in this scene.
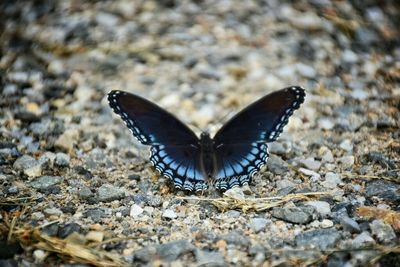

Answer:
[162,209,177,219]
[339,139,353,152]
[130,204,144,217]
[320,219,334,228]
[33,249,47,263]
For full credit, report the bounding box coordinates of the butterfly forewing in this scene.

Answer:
[108,90,199,145]
[213,86,305,145]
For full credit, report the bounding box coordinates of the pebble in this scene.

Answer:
[340,216,361,233]
[266,154,289,175]
[318,118,335,130]
[130,204,144,217]
[219,231,250,246]
[13,155,43,177]
[30,176,63,190]
[33,249,46,263]
[57,223,82,239]
[195,249,226,267]
[43,208,63,216]
[299,157,321,171]
[305,201,331,218]
[337,156,355,169]
[339,139,353,152]
[272,206,315,224]
[299,168,321,180]
[54,129,79,152]
[134,240,195,262]
[162,209,177,219]
[54,152,70,167]
[352,232,375,248]
[249,218,270,233]
[321,172,341,189]
[97,184,125,202]
[342,49,358,63]
[295,228,340,250]
[365,180,400,202]
[78,185,93,200]
[84,208,106,222]
[369,220,397,244]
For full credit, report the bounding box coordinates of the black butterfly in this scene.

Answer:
[108,86,305,191]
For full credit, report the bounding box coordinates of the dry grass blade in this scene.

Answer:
[11,226,129,267]
[179,191,331,212]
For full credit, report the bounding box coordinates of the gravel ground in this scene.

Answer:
[0,1,399,266]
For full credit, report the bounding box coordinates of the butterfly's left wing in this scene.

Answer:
[108,90,207,191]
[212,86,305,190]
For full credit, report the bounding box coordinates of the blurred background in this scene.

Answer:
[0,1,399,265]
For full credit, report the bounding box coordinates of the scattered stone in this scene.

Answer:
[249,218,270,233]
[365,180,400,202]
[195,249,226,267]
[86,231,104,243]
[97,184,125,202]
[266,154,289,175]
[318,118,335,130]
[304,201,331,217]
[84,208,106,222]
[57,223,82,239]
[13,155,43,177]
[54,152,70,167]
[30,176,63,190]
[299,168,321,180]
[43,208,63,216]
[33,249,47,263]
[133,240,195,262]
[219,231,249,247]
[339,139,353,152]
[162,209,177,219]
[337,156,355,169]
[370,220,396,244]
[272,206,315,224]
[295,228,340,250]
[55,129,79,152]
[78,185,93,200]
[352,232,375,248]
[147,195,163,207]
[340,216,361,233]
[130,204,144,217]
[321,172,341,189]
[299,158,321,171]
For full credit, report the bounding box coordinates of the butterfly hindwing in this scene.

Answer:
[150,145,207,191]
[213,86,305,145]
[214,143,269,190]
[108,90,198,145]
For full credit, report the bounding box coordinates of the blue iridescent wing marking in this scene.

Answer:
[214,143,269,190]
[213,86,305,189]
[150,145,207,191]
[108,91,206,191]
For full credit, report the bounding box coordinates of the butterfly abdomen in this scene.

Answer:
[199,132,216,177]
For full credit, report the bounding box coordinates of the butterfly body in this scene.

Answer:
[108,86,305,192]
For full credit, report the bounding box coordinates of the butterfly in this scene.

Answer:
[108,86,305,192]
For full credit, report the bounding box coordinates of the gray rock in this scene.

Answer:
[299,158,321,171]
[339,139,353,152]
[266,154,289,175]
[268,141,291,155]
[296,63,316,78]
[97,184,125,202]
[304,201,331,217]
[225,210,241,218]
[272,206,315,224]
[195,249,226,267]
[7,186,19,194]
[30,176,63,190]
[57,223,82,239]
[84,208,106,222]
[133,240,195,262]
[342,49,358,63]
[295,228,340,250]
[147,195,163,207]
[249,218,270,233]
[219,231,250,246]
[13,155,43,177]
[352,232,375,248]
[43,208,63,216]
[321,172,341,189]
[318,118,335,130]
[78,185,93,200]
[162,209,177,219]
[370,220,396,243]
[55,152,70,167]
[340,216,361,233]
[365,180,400,202]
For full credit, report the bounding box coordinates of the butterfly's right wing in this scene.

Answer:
[108,90,207,191]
